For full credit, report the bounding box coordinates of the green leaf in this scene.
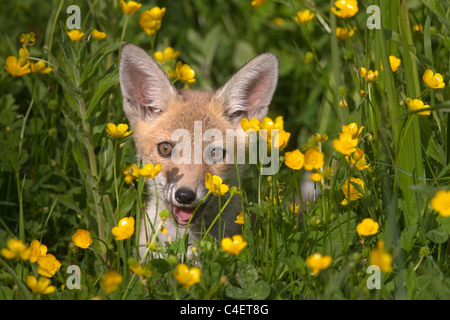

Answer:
[53,70,82,114]
[72,143,89,174]
[151,258,172,274]
[438,215,450,233]
[283,256,307,275]
[85,68,119,119]
[119,188,136,219]
[103,195,116,228]
[235,263,259,289]
[55,194,84,217]
[405,263,418,299]
[444,35,450,51]
[426,227,448,244]
[426,137,446,166]
[420,0,450,31]
[409,184,440,198]
[225,286,250,300]
[248,280,271,300]
[0,286,13,299]
[0,258,31,300]
[400,225,418,252]
[80,42,125,85]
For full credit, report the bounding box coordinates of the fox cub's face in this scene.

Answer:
[119,44,278,226]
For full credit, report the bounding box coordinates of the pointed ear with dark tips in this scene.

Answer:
[119,44,179,123]
[215,53,278,124]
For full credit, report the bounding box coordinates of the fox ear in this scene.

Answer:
[119,44,179,123]
[215,53,278,124]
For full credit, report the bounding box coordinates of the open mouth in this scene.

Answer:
[171,205,197,226]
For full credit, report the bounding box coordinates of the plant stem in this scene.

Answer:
[114,139,120,216]
[15,170,25,242]
[202,194,234,241]
[47,0,64,53]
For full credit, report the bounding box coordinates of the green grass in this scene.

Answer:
[0,0,449,300]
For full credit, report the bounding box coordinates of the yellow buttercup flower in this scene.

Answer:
[345,149,370,170]
[406,98,430,116]
[139,163,161,179]
[341,177,364,205]
[28,240,48,263]
[221,235,247,255]
[19,46,30,66]
[271,17,285,26]
[240,118,261,133]
[20,32,36,46]
[336,26,356,40]
[284,149,305,170]
[91,29,106,40]
[260,116,284,131]
[37,254,62,278]
[273,129,290,151]
[67,30,85,42]
[413,24,424,34]
[147,6,166,20]
[72,229,93,249]
[139,7,166,36]
[112,217,135,240]
[333,132,358,155]
[102,270,123,293]
[105,123,132,139]
[339,97,348,108]
[123,164,140,184]
[331,0,359,18]
[128,258,152,277]
[120,0,142,15]
[359,67,378,82]
[294,10,315,24]
[0,238,30,260]
[303,148,324,171]
[154,47,180,64]
[173,263,201,289]
[369,240,393,272]
[26,276,56,295]
[205,173,229,196]
[4,56,31,77]
[312,133,328,143]
[31,61,53,74]
[175,61,196,84]
[356,218,379,236]
[289,203,300,214]
[431,190,450,217]
[342,123,364,139]
[235,212,244,225]
[309,172,322,182]
[423,69,445,89]
[251,0,266,8]
[386,55,401,72]
[259,117,290,150]
[306,253,332,275]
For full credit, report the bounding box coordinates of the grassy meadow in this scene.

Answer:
[0,0,449,300]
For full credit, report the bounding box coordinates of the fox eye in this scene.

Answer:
[157,142,173,157]
[211,147,226,161]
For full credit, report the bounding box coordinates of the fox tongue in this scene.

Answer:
[173,206,195,225]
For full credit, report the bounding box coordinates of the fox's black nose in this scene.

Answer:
[175,188,196,205]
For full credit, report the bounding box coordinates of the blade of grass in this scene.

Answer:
[330,0,347,124]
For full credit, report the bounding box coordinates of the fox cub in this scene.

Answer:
[119,44,278,256]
